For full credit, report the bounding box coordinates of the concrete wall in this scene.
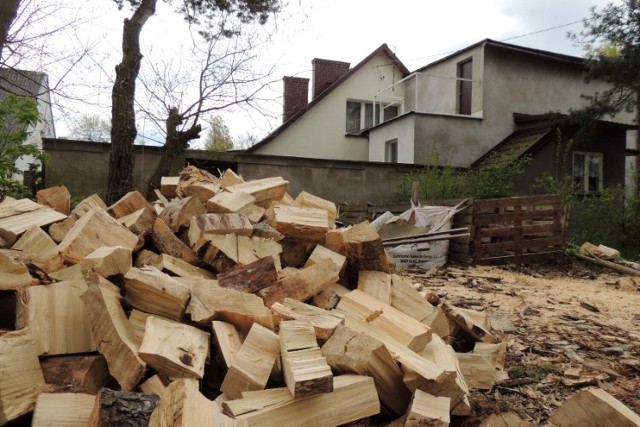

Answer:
[252,51,406,161]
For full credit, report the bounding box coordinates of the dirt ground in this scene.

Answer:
[401,256,640,426]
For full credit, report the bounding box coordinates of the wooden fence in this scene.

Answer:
[470,194,567,265]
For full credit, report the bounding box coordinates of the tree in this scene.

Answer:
[204,115,233,151]
[70,114,111,142]
[107,0,281,204]
[0,93,45,198]
[0,0,20,57]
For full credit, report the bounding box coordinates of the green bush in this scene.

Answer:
[464,152,531,199]
[397,147,463,201]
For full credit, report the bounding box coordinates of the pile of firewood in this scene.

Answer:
[1,165,637,426]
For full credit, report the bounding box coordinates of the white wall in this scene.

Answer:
[369,114,415,163]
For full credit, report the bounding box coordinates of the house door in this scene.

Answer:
[458,59,472,115]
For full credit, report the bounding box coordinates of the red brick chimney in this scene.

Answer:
[311,58,350,99]
[282,76,309,122]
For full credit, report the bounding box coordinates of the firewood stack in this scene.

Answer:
[0,166,635,427]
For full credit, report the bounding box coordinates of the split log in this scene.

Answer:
[58,208,138,264]
[48,264,83,282]
[49,213,78,242]
[134,249,163,270]
[188,213,253,246]
[252,220,284,241]
[222,387,294,417]
[236,375,380,427]
[549,387,640,427]
[573,252,640,276]
[226,176,289,208]
[152,217,198,264]
[159,253,215,279]
[0,327,46,425]
[337,289,431,352]
[342,222,390,284]
[36,185,71,215]
[258,259,339,307]
[89,388,159,427]
[220,168,245,188]
[124,266,190,321]
[313,287,340,310]
[293,191,337,228]
[40,354,111,394]
[139,315,210,379]
[0,251,34,289]
[218,256,278,293]
[81,246,132,277]
[32,393,95,427]
[80,279,146,391]
[321,324,410,415]
[220,322,280,399]
[108,190,154,219]
[12,225,58,259]
[280,320,333,398]
[455,353,496,390]
[160,176,179,199]
[237,235,282,267]
[271,298,344,340]
[27,280,95,355]
[206,190,255,214]
[160,196,205,233]
[117,207,156,234]
[139,374,169,397]
[183,182,219,203]
[441,303,498,343]
[193,233,238,272]
[273,205,330,242]
[358,270,392,305]
[0,198,67,244]
[404,390,450,427]
[479,412,536,427]
[212,320,243,369]
[279,239,313,268]
[189,285,274,333]
[71,194,107,217]
[304,244,346,275]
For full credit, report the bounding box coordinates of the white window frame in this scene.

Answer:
[385,138,398,163]
[572,151,603,194]
[346,100,399,133]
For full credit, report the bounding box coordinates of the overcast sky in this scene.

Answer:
[27,0,618,145]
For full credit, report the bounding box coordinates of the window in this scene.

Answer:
[573,152,603,193]
[457,59,472,115]
[385,138,398,163]
[346,101,398,133]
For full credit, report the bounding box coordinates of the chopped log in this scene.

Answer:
[237,235,283,267]
[89,388,159,427]
[117,207,156,234]
[124,266,190,321]
[149,379,223,426]
[80,279,146,391]
[441,303,498,343]
[0,327,46,425]
[81,246,132,277]
[273,205,330,242]
[279,239,313,268]
[226,176,289,208]
[404,390,450,427]
[139,315,209,379]
[49,264,84,282]
[549,387,640,427]
[40,354,111,394]
[573,252,640,276]
[152,217,198,264]
[49,213,78,242]
[0,251,34,289]
[134,249,163,270]
[455,353,496,390]
[304,244,346,275]
[212,320,243,369]
[139,374,169,397]
[223,387,294,417]
[206,190,256,213]
[258,259,340,307]
[474,342,507,370]
[27,280,95,355]
[280,320,333,398]
[188,213,253,246]
[220,168,245,188]
[479,412,536,427]
[0,198,67,244]
[252,220,284,241]
[108,190,155,219]
[128,309,154,344]
[160,196,206,233]
[220,322,280,399]
[218,256,278,293]
[342,222,390,284]
[36,185,71,215]
[236,375,380,427]
[159,253,215,279]
[12,225,58,259]
[321,324,410,415]
[358,270,392,305]
[271,298,344,340]
[189,284,273,333]
[32,393,95,427]
[58,208,138,264]
[325,226,347,255]
[337,289,431,352]
[458,307,490,330]
[183,182,220,203]
[194,233,238,272]
[71,194,108,216]
[313,287,340,310]
[293,191,337,228]
[160,176,179,199]
[581,241,621,260]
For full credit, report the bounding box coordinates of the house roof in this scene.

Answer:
[415,38,584,73]
[0,68,48,98]
[246,43,410,153]
[471,125,555,168]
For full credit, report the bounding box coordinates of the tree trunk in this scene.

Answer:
[106,0,157,205]
[145,108,201,200]
[0,0,20,57]
[636,91,640,195]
